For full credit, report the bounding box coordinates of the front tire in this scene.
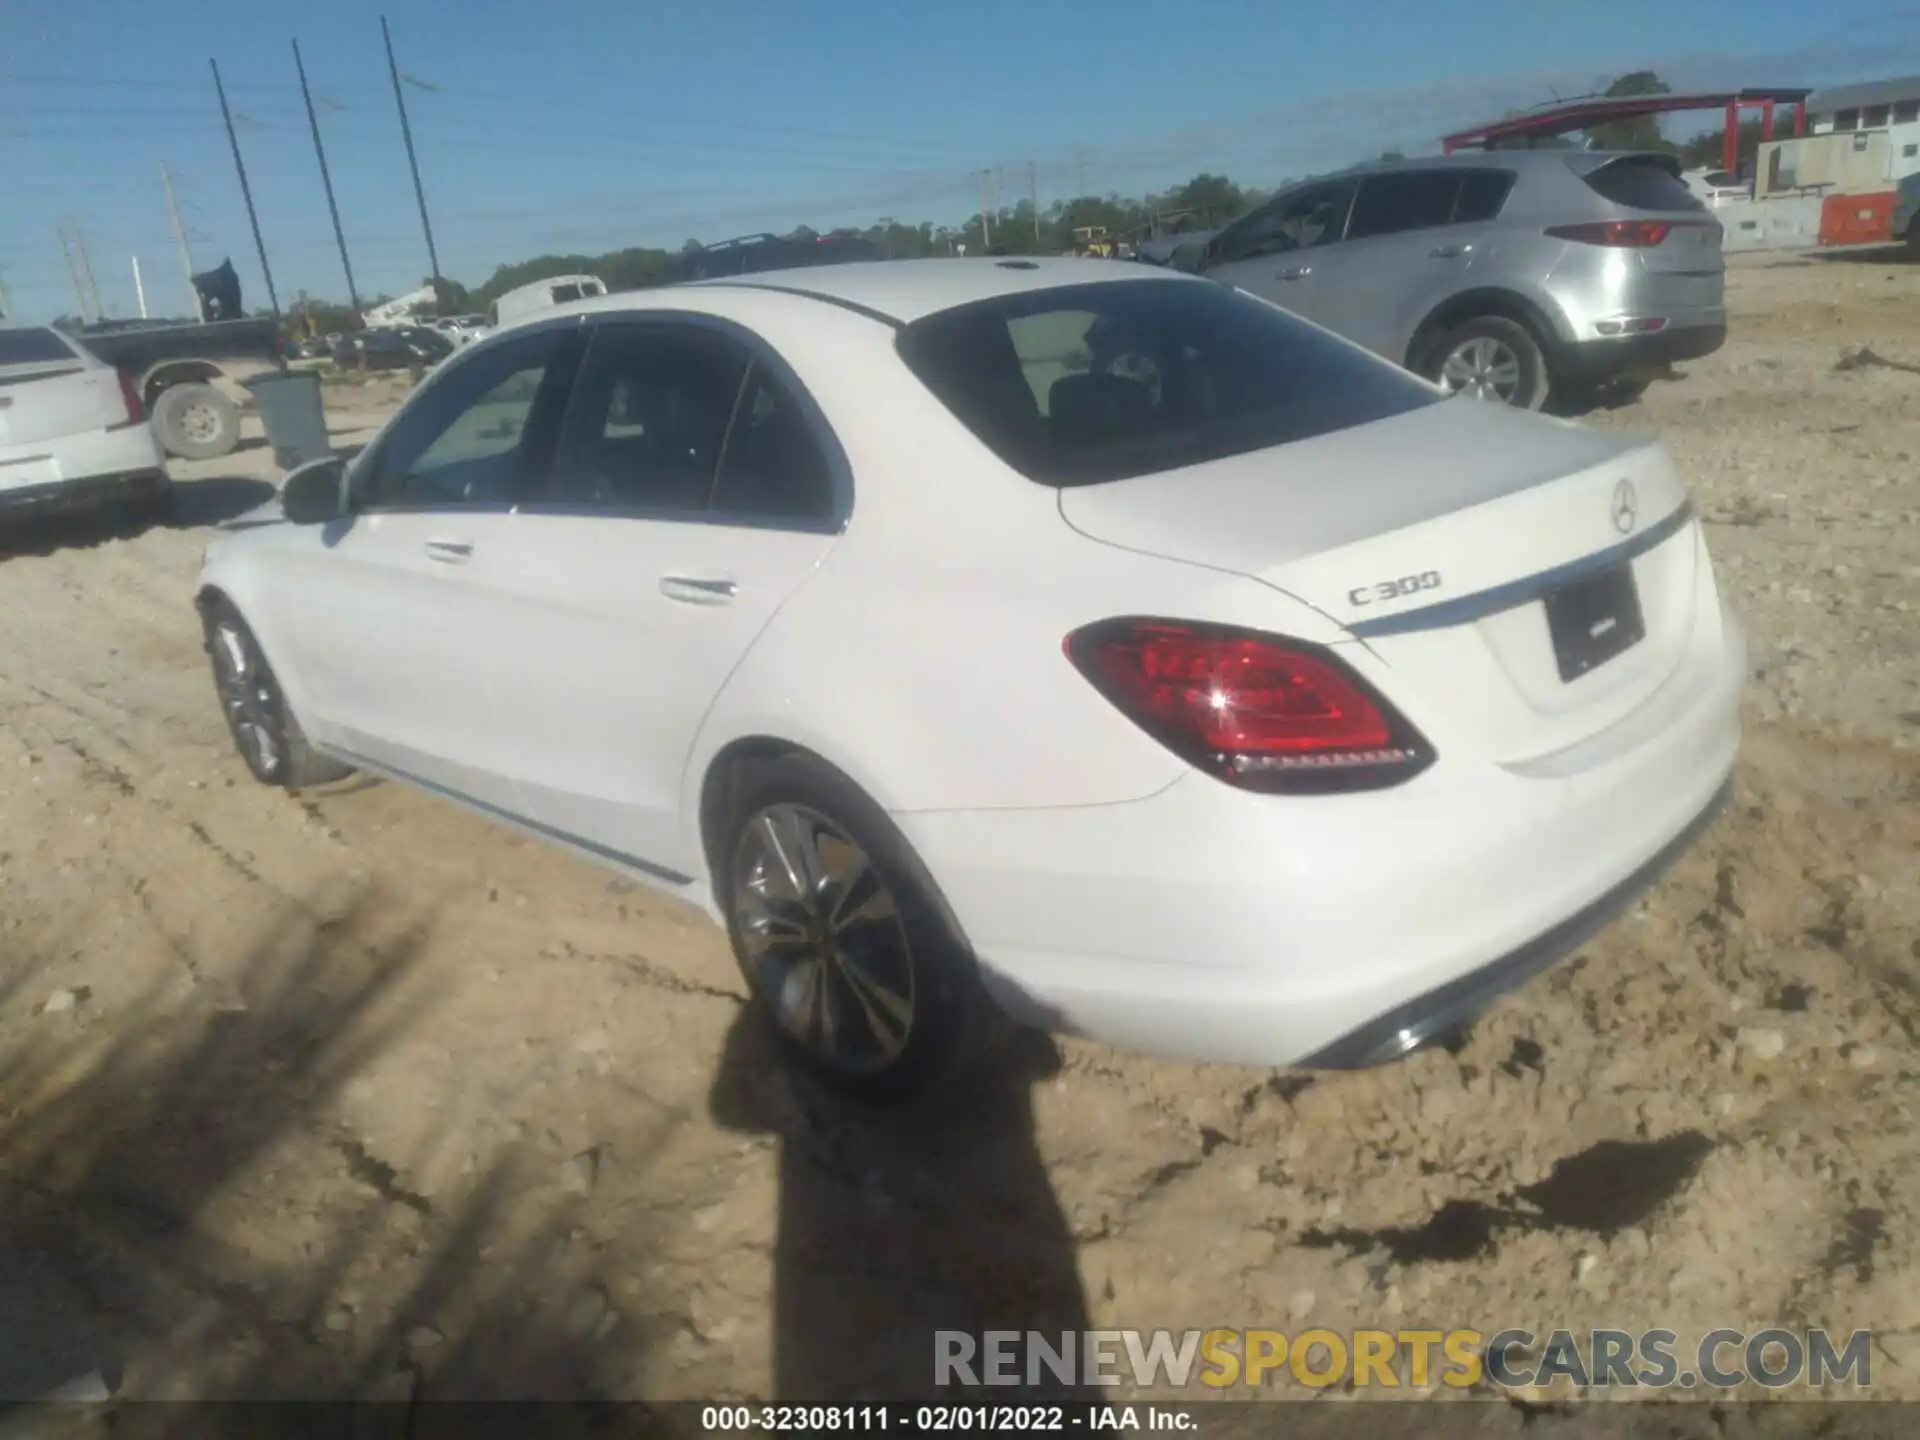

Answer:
[152,383,240,461]
[1421,315,1550,410]
[202,600,353,790]
[715,754,992,1106]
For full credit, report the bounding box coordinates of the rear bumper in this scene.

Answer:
[896,609,1744,1071]
[1297,774,1731,1067]
[1552,323,1727,384]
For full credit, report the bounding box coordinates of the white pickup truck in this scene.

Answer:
[0,325,172,525]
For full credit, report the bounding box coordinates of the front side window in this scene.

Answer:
[1214,180,1357,263]
[360,328,575,509]
[896,278,1438,488]
[1347,172,1465,240]
[543,322,748,512]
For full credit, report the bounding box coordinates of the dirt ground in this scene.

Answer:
[0,255,1916,1424]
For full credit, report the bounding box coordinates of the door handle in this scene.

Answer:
[659,575,737,605]
[1429,243,1472,258]
[1277,265,1313,280]
[424,538,474,563]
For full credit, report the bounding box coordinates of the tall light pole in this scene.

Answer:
[294,37,362,313]
[382,15,442,294]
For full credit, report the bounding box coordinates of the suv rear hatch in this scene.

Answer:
[1560,153,1725,319]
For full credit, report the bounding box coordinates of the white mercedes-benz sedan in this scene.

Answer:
[196,258,1743,1103]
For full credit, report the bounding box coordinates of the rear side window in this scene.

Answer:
[1347,172,1462,239]
[1455,169,1517,222]
[1581,159,1706,213]
[0,328,78,365]
[895,278,1439,489]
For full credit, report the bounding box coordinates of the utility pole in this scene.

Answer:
[382,15,442,292]
[57,226,90,321]
[68,218,105,322]
[160,161,198,317]
[975,170,993,248]
[0,271,11,321]
[132,255,149,319]
[211,58,281,318]
[293,37,362,313]
[1074,151,1088,199]
[1028,161,1041,244]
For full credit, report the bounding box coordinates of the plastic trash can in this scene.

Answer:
[243,371,332,472]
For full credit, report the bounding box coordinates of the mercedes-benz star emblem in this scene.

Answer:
[1611,479,1638,535]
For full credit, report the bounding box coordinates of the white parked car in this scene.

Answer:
[2,324,171,525]
[195,259,1744,1103]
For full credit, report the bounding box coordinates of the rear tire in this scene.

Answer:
[1420,315,1550,411]
[152,383,240,461]
[714,753,993,1106]
[202,599,353,790]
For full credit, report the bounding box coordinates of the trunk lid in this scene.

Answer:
[1058,398,1704,765]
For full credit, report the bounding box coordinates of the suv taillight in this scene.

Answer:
[1546,220,1678,247]
[1063,619,1433,794]
[116,371,145,426]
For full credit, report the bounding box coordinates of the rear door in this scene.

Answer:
[482,315,844,881]
[0,328,129,474]
[268,322,583,808]
[1319,168,1515,361]
[1204,179,1359,326]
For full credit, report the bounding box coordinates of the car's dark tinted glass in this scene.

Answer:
[0,327,78,365]
[1215,180,1356,262]
[1581,159,1706,213]
[361,327,576,509]
[710,361,836,523]
[896,279,1440,488]
[550,283,587,303]
[544,322,748,512]
[1455,168,1517,222]
[1347,172,1462,239]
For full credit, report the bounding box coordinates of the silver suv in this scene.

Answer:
[1172,150,1726,409]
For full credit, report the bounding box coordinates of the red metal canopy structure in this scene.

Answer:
[1442,88,1815,173]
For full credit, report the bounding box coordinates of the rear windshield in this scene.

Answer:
[894,278,1440,487]
[1582,158,1706,213]
[0,327,78,365]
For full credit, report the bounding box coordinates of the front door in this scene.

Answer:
[1204,178,1359,326]
[480,316,846,881]
[274,322,583,809]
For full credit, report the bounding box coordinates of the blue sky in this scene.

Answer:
[4,0,1916,320]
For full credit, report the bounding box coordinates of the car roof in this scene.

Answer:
[673,256,1186,325]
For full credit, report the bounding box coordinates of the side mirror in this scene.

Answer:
[280,455,348,526]
[1170,240,1210,273]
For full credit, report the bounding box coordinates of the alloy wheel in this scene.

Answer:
[1439,336,1523,402]
[731,803,916,1075]
[212,624,282,778]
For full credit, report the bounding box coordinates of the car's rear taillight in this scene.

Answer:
[117,371,145,425]
[1064,619,1433,793]
[1546,220,1676,247]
